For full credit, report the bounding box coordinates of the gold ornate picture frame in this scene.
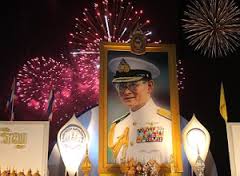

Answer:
[99,42,183,175]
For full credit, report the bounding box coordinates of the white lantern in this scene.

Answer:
[57,114,89,176]
[182,114,210,176]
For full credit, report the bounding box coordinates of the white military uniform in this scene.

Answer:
[111,98,172,164]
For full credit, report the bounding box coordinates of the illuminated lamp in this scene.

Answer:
[182,114,210,176]
[57,114,90,176]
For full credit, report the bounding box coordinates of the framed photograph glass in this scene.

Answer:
[99,42,183,175]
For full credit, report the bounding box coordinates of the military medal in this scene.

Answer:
[136,126,164,143]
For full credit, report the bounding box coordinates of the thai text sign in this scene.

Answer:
[0,121,49,176]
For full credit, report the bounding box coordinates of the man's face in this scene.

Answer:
[114,80,154,111]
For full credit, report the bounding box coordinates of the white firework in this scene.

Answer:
[182,0,240,58]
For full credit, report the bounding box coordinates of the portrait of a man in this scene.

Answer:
[107,52,172,165]
[99,43,182,174]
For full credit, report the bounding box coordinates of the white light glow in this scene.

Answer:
[182,114,210,172]
[187,128,206,156]
[70,51,99,55]
[104,15,111,42]
[57,115,89,176]
[119,27,127,39]
[145,31,152,36]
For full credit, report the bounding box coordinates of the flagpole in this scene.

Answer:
[10,78,15,121]
[47,89,54,122]
[10,92,14,121]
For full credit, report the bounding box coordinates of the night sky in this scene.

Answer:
[1,0,240,175]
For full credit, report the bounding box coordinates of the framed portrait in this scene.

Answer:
[99,42,183,175]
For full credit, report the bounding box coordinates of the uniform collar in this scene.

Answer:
[130,98,157,118]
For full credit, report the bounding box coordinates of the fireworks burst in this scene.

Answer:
[16,57,73,111]
[69,0,152,55]
[182,0,240,58]
[70,54,100,115]
[66,0,154,115]
[176,59,185,92]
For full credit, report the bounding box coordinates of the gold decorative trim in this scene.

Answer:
[108,125,129,159]
[157,107,172,120]
[81,149,92,176]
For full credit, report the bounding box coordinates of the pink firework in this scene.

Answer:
[68,0,152,55]
[70,54,100,115]
[66,0,153,115]
[176,59,185,92]
[16,57,73,111]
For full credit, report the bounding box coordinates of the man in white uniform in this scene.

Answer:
[108,57,173,165]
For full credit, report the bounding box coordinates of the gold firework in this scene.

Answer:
[182,0,240,58]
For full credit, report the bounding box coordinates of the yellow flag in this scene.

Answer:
[219,83,228,122]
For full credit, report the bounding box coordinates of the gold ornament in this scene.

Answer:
[117,59,131,73]
[10,169,17,176]
[17,170,25,176]
[80,148,92,176]
[33,170,41,176]
[130,25,146,55]
[1,170,9,176]
[119,159,173,176]
[108,124,129,159]
[26,169,32,176]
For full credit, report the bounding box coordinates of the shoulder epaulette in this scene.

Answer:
[157,107,171,120]
[112,112,130,124]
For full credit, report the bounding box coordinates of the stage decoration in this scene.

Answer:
[182,114,210,176]
[16,56,73,112]
[182,0,240,58]
[57,114,90,176]
[119,159,171,176]
[0,121,49,176]
[130,26,147,55]
[0,169,41,176]
[80,148,92,176]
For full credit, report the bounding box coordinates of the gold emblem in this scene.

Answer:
[118,59,131,73]
[130,26,146,55]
